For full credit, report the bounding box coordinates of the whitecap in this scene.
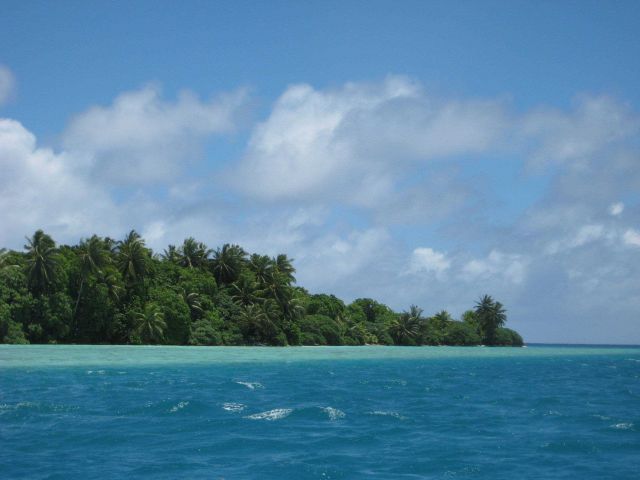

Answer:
[222,402,245,412]
[245,408,292,421]
[235,381,263,390]
[322,406,345,420]
[592,414,611,421]
[368,410,406,420]
[169,401,189,413]
[610,422,634,430]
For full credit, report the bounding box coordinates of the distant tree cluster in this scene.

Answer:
[0,230,523,347]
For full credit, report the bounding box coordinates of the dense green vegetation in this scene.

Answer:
[0,230,523,347]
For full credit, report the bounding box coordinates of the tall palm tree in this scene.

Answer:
[210,244,246,285]
[273,254,296,284]
[116,230,149,288]
[24,230,58,294]
[178,237,211,269]
[474,295,506,345]
[134,303,166,344]
[74,235,110,315]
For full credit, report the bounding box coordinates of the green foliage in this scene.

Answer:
[189,310,224,346]
[493,327,524,346]
[475,295,507,345]
[133,303,166,344]
[149,286,191,344]
[442,321,482,346]
[0,230,524,346]
[299,314,345,345]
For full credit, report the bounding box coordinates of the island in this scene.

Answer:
[0,230,523,347]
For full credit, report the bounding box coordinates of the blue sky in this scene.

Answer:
[1,1,639,343]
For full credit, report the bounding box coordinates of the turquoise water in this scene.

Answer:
[1,346,639,479]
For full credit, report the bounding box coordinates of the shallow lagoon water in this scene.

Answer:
[1,345,639,479]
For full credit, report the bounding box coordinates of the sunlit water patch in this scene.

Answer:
[1,345,639,479]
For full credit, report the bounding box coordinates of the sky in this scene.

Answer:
[1,0,639,343]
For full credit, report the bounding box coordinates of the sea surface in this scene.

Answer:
[1,345,639,479]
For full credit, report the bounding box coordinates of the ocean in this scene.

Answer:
[1,345,639,479]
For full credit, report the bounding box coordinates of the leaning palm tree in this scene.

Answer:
[116,230,149,288]
[24,230,58,294]
[134,303,166,344]
[390,305,422,345]
[182,289,203,318]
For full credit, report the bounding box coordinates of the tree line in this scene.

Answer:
[0,230,523,346]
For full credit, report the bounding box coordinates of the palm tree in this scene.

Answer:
[390,305,422,345]
[24,230,58,294]
[474,295,506,345]
[210,244,246,285]
[74,235,110,315]
[273,254,296,284]
[231,275,259,307]
[134,303,166,344]
[248,254,273,286]
[161,245,181,264]
[99,268,123,303]
[178,237,211,269]
[116,230,149,287]
[182,289,203,318]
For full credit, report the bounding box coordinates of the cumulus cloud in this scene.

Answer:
[0,119,120,246]
[408,247,450,275]
[0,65,16,106]
[623,229,640,247]
[461,250,530,285]
[233,76,507,210]
[609,202,624,216]
[522,95,640,168]
[63,85,249,185]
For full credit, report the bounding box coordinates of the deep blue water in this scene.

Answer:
[1,345,639,479]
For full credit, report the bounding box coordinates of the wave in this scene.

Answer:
[322,406,345,420]
[245,408,292,421]
[235,381,264,390]
[610,422,634,430]
[367,410,406,420]
[222,402,246,412]
[168,401,189,413]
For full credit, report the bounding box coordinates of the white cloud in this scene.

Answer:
[609,202,624,216]
[0,65,15,106]
[233,76,507,208]
[0,119,120,247]
[408,247,450,274]
[523,95,640,168]
[461,250,529,285]
[623,229,640,247]
[63,85,248,185]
